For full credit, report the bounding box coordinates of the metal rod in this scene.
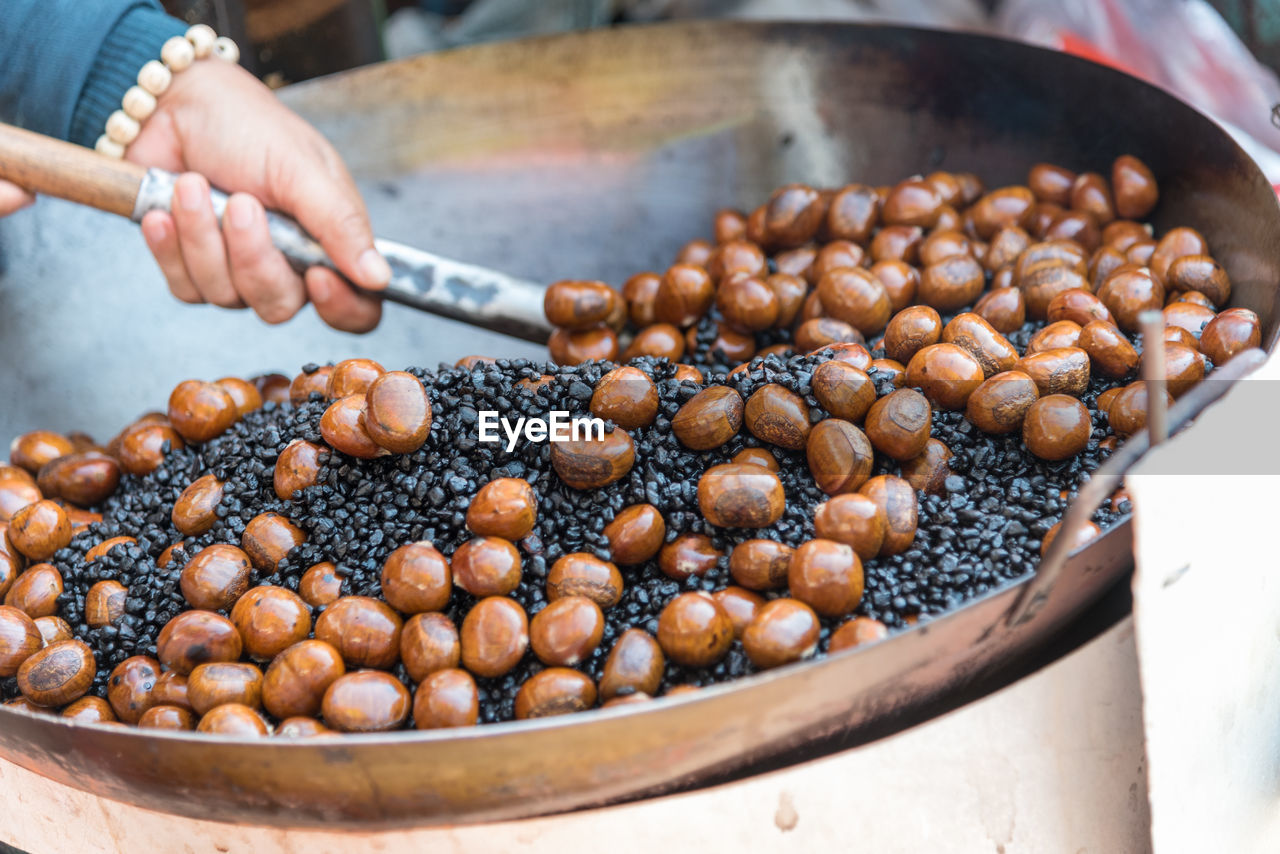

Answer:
[1139,309,1168,445]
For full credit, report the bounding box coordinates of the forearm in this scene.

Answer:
[0,0,185,145]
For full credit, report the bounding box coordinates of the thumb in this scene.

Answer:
[271,144,390,291]
[0,180,35,217]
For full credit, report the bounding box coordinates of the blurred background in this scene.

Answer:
[160,0,1280,177]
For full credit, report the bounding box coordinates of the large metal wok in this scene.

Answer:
[0,21,1276,828]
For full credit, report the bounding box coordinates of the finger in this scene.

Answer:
[0,181,35,216]
[224,193,307,325]
[172,172,243,309]
[271,141,391,291]
[140,210,202,304]
[305,266,383,333]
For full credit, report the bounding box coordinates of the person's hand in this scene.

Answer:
[130,58,389,332]
[0,180,34,216]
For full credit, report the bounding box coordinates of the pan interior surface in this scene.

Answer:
[0,21,1276,829]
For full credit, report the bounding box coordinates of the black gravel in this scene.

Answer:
[2,343,1133,723]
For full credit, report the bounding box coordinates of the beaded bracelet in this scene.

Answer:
[94,24,240,159]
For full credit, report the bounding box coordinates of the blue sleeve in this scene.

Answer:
[0,0,187,147]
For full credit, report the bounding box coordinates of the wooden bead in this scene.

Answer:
[817,268,891,335]
[742,598,820,669]
[320,394,387,459]
[547,552,623,609]
[241,511,306,572]
[105,111,140,146]
[814,494,886,559]
[544,280,619,330]
[289,366,332,404]
[658,533,722,581]
[829,616,890,652]
[590,367,659,430]
[94,135,124,158]
[138,705,195,730]
[262,639,345,720]
[973,286,1026,333]
[965,371,1040,434]
[599,628,664,701]
[744,384,810,450]
[414,668,479,729]
[364,371,432,454]
[8,499,70,560]
[864,388,932,460]
[161,35,195,71]
[36,451,120,507]
[1023,395,1091,460]
[807,418,874,495]
[17,639,95,707]
[171,474,223,536]
[530,595,605,666]
[63,695,119,724]
[697,463,784,528]
[185,23,217,58]
[197,704,269,736]
[452,536,521,597]
[273,439,327,501]
[380,541,451,614]
[231,586,312,661]
[137,60,172,96]
[1016,347,1091,397]
[900,438,953,495]
[603,504,665,566]
[711,586,765,639]
[515,668,597,720]
[188,662,263,715]
[400,612,460,683]
[315,596,403,670]
[0,606,42,677]
[180,544,252,611]
[5,563,63,618]
[672,386,743,451]
[1078,321,1139,378]
[459,596,528,678]
[107,655,160,724]
[85,579,127,629]
[1200,308,1261,366]
[788,539,864,617]
[656,591,733,667]
[550,427,634,490]
[168,380,238,443]
[156,611,242,674]
[299,561,343,608]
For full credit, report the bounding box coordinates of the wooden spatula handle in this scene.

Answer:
[0,122,146,218]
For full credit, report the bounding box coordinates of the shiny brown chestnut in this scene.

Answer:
[1166,255,1229,308]
[671,386,743,451]
[550,427,635,490]
[1020,260,1090,321]
[315,596,403,670]
[188,661,264,715]
[817,268,891,335]
[63,695,118,724]
[106,655,160,724]
[807,418,874,495]
[984,225,1031,272]
[590,367,659,430]
[231,586,313,661]
[117,420,185,476]
[906,343,984,410]
[870,260,920,312]
[742,598,821,670]
[414,668,479,729]
[972,287,1026,333]
[0,606,41,677]
[400,612,460,683]
[1162,343,1206,399]
[658,532,722,581]
[707,239,768,283]
[380,541,452,614]
[299,561,343,608]
[7,499,70,561]
[1108,382,1173,437]
[918,254,984,313]
[1163,301,1216,340]
[716,273,779,333]
[33,615,72,647]
[697,463,785,529]
[622,272,661,327]
[603,504,666,566]
[364,371,433,454]
[156,610,242,674]
[744,384,810,451]
[1150,227,1209,280]
[881,178,942,228]
[549,326,620,365]
[968,186,1036,238]
[320,394,387,460]
[811,361,876,423]
[1042,520,1103,558]
[918,229,972,266]
[261,639,345,720]
[273,439,328,501]
[883,305,942,365]
[514,667,597,720]
[289,366,332,404]
[1025,320,1081,355]
[863,388,931,461]
[825,183,880,243]
[1078,321,1139,379]
[241,511,306,573]
[675,238,714,267]
[794,317,863,353]
[35,452,120,508]
[829,616,890,652]
[1023,395,1092,460]
[167,380,238,443]
[942,313,1018,377]
[656,591,733,668]
[17,639,94,707]
[180,544,252,611]
[321,670,410,733]
[85,579,127,629]
[788,539,864,617]
[814,493,886,560]
[1016,347,1091,397]
[733,447,779,470]
[711,586,765,639]
[5,563,62,618]
[765,272,808,326]
[547,553,623,609]
[452,536,522,598]
[1097,266,1165,332]
[869,224,924,264]
[965,371,1040,434]
[900,438,953,495]
[459,596,528,678]
[1111,155,1158,220]
[274,716,332,737]
[171,474,223,536]
[1047,288,1114,327]
[8,432,73,474]
[1089,245,1129,291]
[1200,308,1261,366]
[621,324,684,363]
[655,263,714,328]
[152,670,190,710]
[197,703,270,736]
[215,377,263,418]
[728,539,793,591]
[857,475,918,556]
[530,595,605,667]
[1027,163,1075,206]
[138,705,196,730]
[1070,172,1116,225]
[599,628,664,701]
[543,280,619,330]
[326,358,385,399]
